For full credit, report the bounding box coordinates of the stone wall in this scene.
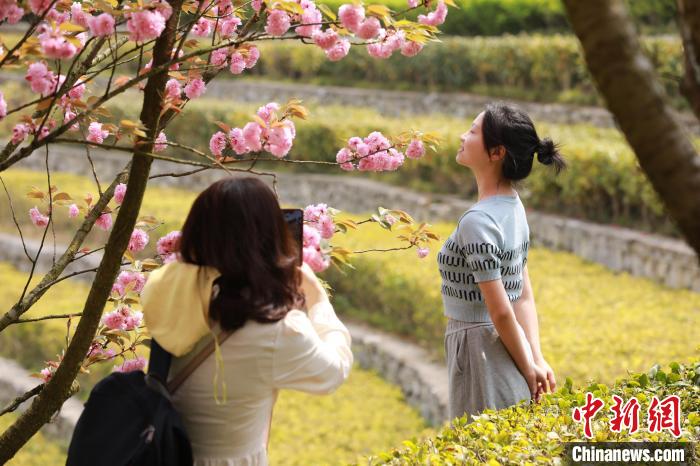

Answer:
[14,145,700,292]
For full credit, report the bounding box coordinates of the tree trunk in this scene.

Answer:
[0,0,184,460]
[562,0,700,261]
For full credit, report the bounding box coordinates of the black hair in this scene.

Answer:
[481,102,566,181]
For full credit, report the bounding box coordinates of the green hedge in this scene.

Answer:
[250,34,683,108]
[315,0,677,36]
[362,358,700,464]
[101,98,681,237]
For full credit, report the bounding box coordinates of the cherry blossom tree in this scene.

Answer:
[0,0,451,458]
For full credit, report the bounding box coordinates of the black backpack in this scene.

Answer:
[66,333,231,466]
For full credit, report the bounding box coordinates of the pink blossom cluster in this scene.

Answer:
[417,0,447,26]
[102,305,144,331]
[87,342,117,360]
[0,0,24,24]
[128,228,150,252]
[114,183,127,204]
[38,22,86,59]
[210,102,296,159]
[192,17,214,37]
[157,230,181,263]
[112,270,147,296]
[114,356,147,373]
[126,1,172,43]
[416,247,429,258]
[337,3,427,58]
[210,45,260,75]
[88,13,116,37]
[184,78,206,99]
[29,206,49,228]
[154,131,167,152]
[302,204,335,273]
[335,131,407,172]
[11,117,63,145]
[96,212,113,231]
[40,366,55,383]
[311,29,351,61]
[25,62,57,96]
[87,121,109,144]
[68,203,80,218]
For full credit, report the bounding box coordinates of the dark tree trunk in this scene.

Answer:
[563,0,700,261]
[0,0,184,460]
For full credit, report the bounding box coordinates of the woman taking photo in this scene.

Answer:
[438,102,564,423]
[141,177,353,465]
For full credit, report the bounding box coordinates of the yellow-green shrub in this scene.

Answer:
[361,358,700,464]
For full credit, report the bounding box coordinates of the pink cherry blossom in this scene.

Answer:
[256,102,279,124]
[96,212,113,231]
[124,311,143,330]
[127,10,166,43]
[265,9,290,37]
[401,40,424,57]
[229,52,246,74]
[406,138,425,159]
[244,46,260,68]
[40,367,54,383]
[88,13,116,37]
[1,0,24,23]
[71,2,89,27]
[29,207,49,227]
[184,78,206,99]
[209,131,227,157]
[220,16,242,38]
[115,270,147,295]
[154,131,167,152]
[192,17,213,36]
[318,215,335,239]
[67,79,86,100]
[211,48,228,68]
[303,246,330,273]
[102,309,126,330]
[251,0,262,12]
[312,29,338,50]
[325,38,351,61]
[303,224,321,249]
[0,92,6,119]
[153,0,172,20]
[338,4,364,32]
[28,0,52,15]
[165,78,182,99]
[68,203,79,218]
[156,230,182,255]
[336,147,354,171]
[228,128,249,154]
[264,121,294,158]
[114,183,127,204]
[418,0,447,26]
[87,121,109,144]
[25,62,56,96]
[417,247,429,258]
[114,356,147,373]
[128,228,149,252]
[242,122,263,152]
[12,123,30,144]
[296,6,322,37]
[356,17,382,40]
[39,26,78,59]
[408,0,419,6]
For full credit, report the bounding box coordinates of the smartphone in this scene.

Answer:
[282,208,304,264]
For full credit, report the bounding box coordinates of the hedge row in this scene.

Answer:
[250,34,683,108]
[362,358,700,464]
[314,0,677,37]
[100,98,681,237]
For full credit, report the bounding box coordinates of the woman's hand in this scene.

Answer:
[535,357,556,393]
[525,363,548,402]
[298,262,329,308]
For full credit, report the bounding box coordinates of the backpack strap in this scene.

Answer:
[166,328,234,394]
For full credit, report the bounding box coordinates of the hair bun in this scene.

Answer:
[536,138,556,165]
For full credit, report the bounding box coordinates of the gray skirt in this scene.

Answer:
[444,318,532,423]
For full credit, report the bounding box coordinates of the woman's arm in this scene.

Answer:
[478,277,545,399]
[511,264,544,361]
[512,264,556,391]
